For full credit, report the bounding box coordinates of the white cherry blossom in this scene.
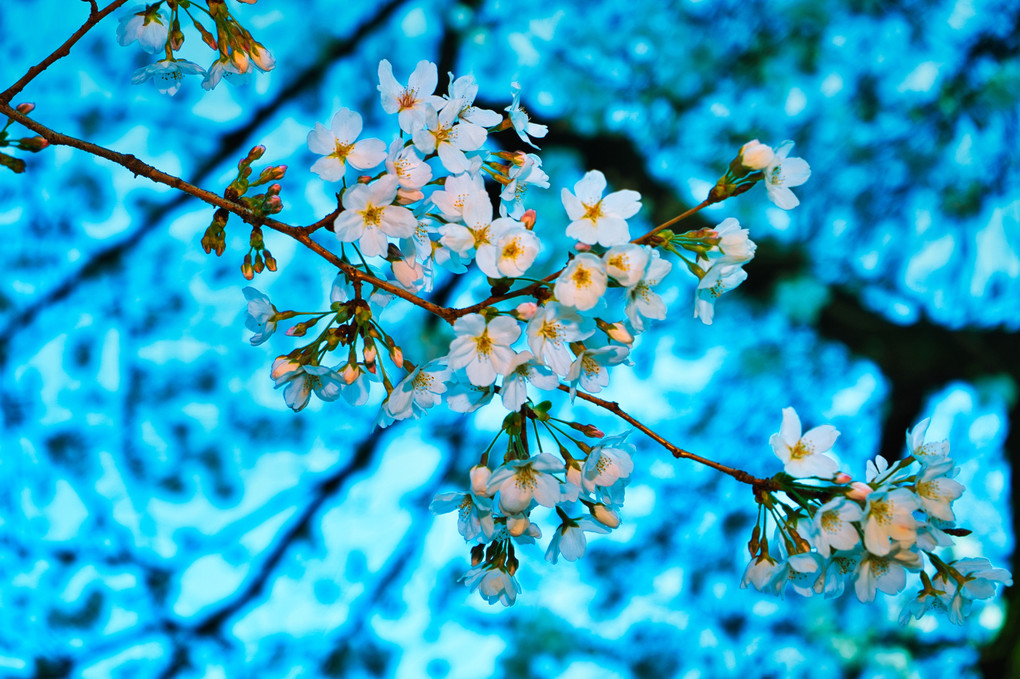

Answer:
[764,140,811,209]
[505,81,548,148]
[562,170,642,246]
[861,487,921,556]
[808,497,863,557]
[500,351,558,411]
[117,6,169,54]
[554,253,608,311]
[377,59,444,134]
[694,262,748,325]
[769,407,839,479]
[447,314,520,386]
[526,303,595,375]
[308,108,387,182]
[625,250,672,332]
[242,287,277,346]
[545,517,609,564]
[333,175,417,257]
[487,453,565,514]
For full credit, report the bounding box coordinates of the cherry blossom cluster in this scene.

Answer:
[116,0,274,95]
[743,408,1012,624]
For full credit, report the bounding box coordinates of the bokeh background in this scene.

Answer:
[2,0,1019,677]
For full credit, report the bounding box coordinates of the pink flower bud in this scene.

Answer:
[250,43,276,71]
[834,472,852,484]
[15,102,35,115]
[230,49,251,73]
[342,364,360,385]
[390,346,403,366]
[606,322,633,345]
[592,503,621,529]
[574,242,592,253]
[520,209,537,230]
[739,139,774,171]
[515,302,538,320]
[270,356,301,381]
[470,465,491,496]
[846,481,873,502]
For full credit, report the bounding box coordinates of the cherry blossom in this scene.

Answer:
[562,170,642,246]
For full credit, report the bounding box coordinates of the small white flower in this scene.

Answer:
[242,287,277,345]
[377,59,444,134]
[430,491,493,542]
[385,139,432,202]
[808,497,863,557]
[461,564,521,607]
[625,250,672,332]
[565,345,630,399]
[412,103,487,174]
[443,73,503,127]
[554,253,608,311]
[447,314,521,387]
[271,360,343,412]
[494,226,540,278]
[487,453,565,514]
[693,262,748,325]
[769,407,839,479]
[914,458,964,521]
[710,217,757,265]
[131,59,206,96]
[500,351,558,411]
[430,172,485,222]
[384,359,451,421]
[333,175,417,257]
[861,488,921,556]
[581,433,635,495]
[764,140,811,210]
[117,6,169,54]
[545,517,609,564]
[854,548,922,603]
[741,552,783,593]
[525,303,595,376]
[602,244,650,288]
[500,153,549,218]
[308,108,387,182]
[562,170,642,246]
[505,81,548,148]
[906,417,951,466]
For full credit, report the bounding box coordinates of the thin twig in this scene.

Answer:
[562,385,776,490]
[0,0,129,104]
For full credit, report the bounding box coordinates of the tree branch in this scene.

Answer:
[0,0,128,104]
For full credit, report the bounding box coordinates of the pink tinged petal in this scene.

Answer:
[801,425,839,454]
[601,190,642,218]
[348,138,387,170]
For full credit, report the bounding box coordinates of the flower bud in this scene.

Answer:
[230,49,251,74]
[738,139,774,171]
[250,43,276,71]
[520,209,537,230]
[241,253,254,280]
[15,102,35,115]
[390,346,403,366]
[270,355,302,382]
[470,465,491,496]
[591,503,621,529]
[846,481,873,502]
[515,302,538,320]
[342,364,360,385]
[574,242,592,253]
[833,472,852,484]
[263,251,278,272]
[605,321,634,345]
[470,543,485,567]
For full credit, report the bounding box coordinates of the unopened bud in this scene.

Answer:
[846,482,873,502]
[470,544,485,567]
[245,145,266,164]
[270,355,302,381]
[241,253,254,280]
[250,43,276,71]
[567,421,604,438]
[390,346,403,366]
[263,251,277,272]
[605,321,633,345]
[738,139,774,171]
[342,364,360,385]
[264,195,283,213]
[230,49,251,73]
[574,242,592,253]
[520,209,536,230]
[252,253,265,273]
[470,465,491,496]
[19,136,49,152]
[515,302,538,320]
[15,102,35,115]
[591,503,621,529]
[833,472,852,484]
[357,175,372,184]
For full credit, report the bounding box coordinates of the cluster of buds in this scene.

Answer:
[742,409,1011,624]
[117,1,275,96]
[1,103,49,174]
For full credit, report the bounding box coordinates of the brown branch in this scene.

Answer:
[0,0,129,104]
[561,385,777,490]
